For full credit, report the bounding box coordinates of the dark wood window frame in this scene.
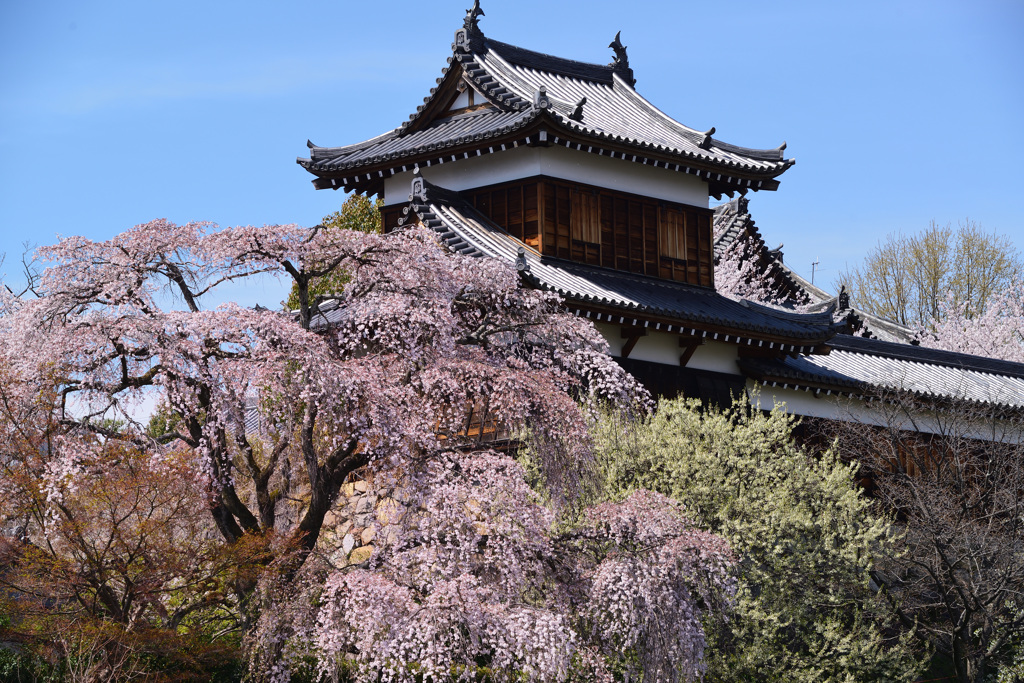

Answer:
[468,175,714,288]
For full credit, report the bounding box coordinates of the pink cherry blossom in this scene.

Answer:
[917,285,1024,362]
[1,218,729,681]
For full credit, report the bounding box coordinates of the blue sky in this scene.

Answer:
[2,0,1022,307]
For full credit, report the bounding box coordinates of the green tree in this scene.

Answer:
[283,194,382,309]
[836,220,1020,327]
[591,397,922,682]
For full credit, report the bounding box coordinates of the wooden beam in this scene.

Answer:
[620,326,647,359]
[679,336,703,367]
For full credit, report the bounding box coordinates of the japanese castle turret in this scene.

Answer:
[298,5,1024,422]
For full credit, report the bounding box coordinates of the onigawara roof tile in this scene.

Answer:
[741,334,1024,409]
[299,12,794,197]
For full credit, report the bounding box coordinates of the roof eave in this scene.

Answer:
[301,114,793,195]
[549,297,838,350]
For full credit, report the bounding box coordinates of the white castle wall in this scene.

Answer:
[594,322,739,374]
[384,145,709,208]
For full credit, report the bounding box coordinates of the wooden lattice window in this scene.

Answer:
[468,176,715,287]
[471,182,541,248]
[658,207,686,280]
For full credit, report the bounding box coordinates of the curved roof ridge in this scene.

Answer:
[610,78,789,162]
[471,43,535,103]
[711,137,789,163]
[395,58,462,136]
[484,37,615,84]
[738,295,836,323]
[300,127,402,168]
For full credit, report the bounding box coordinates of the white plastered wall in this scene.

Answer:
[383,145,709,208]
[594,322,739,375]
[746,382,879,424]
[746,381,1024,443]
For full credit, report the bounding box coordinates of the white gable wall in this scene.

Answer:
[449,89,471,110]
[383,145,709,208]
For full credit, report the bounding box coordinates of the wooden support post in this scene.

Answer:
[679,336,703,367]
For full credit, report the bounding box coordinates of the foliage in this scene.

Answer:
[825,391,1024,683]
[146,400,183,440]
[258,456,734,683]
[713,235,784,306]
[837,220,1021,327]
[591,397,923,682]
[283,194,382,309]
[915,283,1024,362]
[0,365,250,680]
[0,215,738,681]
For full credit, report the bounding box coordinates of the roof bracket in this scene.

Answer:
[699,127,716,149]
[620,325,647,359]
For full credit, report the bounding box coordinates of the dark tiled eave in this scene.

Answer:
[739,356,868,398]
[521,259,837,344]
[301,115,789,197]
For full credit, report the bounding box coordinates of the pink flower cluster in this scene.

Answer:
[1,218,727,681]
[917,286,1024,363]
[307,457,732,683]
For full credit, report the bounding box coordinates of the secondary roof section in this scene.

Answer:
[387,172,839,351]
[741,334,1024,409]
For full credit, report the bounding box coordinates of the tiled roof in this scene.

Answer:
[299,19,793,195]
[464,40,790,173]
[303,108,539,175]
[741,334,1024,408]
[713,196,811,305]
[388,175,839,348]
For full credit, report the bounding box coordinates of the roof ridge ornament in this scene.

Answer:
[699,127,716,149]
[568,96,587,122]
[608,31,636,86]
[409,167,462,206]
[410,167,428,203]
[455,1,486,53]
[838,285,850,311]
